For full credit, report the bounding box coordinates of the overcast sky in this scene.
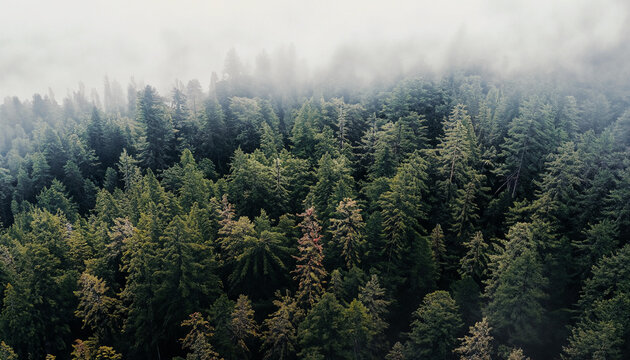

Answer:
[1,0,629,100]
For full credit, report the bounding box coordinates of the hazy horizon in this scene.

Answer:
[2,0,629,100]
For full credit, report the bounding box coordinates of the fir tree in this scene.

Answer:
[292,208,327,307]
[484,223,547,350]
[405,290,463,360]
[330,198,366,269]
[181,312,223,360]
[230,295,259,358]
[454,317,493,360]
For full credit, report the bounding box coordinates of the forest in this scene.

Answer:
[0,51,629,360]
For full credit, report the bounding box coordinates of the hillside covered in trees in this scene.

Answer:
[0,57,629,360]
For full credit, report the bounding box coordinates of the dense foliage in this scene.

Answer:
[0,57,629,360]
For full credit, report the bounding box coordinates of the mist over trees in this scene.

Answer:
[0,46,630,360]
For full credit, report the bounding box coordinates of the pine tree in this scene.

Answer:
[484,223,547,350]
[450,181,480,239]
[429,224,447,279]
[292,208,327,307]
[117,149,140,191]
[36,179,78,221]
[454,317,493,360]
[507,348,530,360]
[572,220,618,280]
[87,106,105,160]
[229,225,290,298]
[297,292,349,360]
[460,231,490,280]
[563,244,630,360]
[119,212,162,357]
[386,342,405,360]
[343,299,375,360]
[74,272,121,341]
[262,291,300,360]
[498,96,555,197]
[405,290,463,360]
[200,97,227,171]
[379,152,435,293]
[227,148,282,218]
[379,151,428,264]
[436,104,480,198]
[330,198,366,269]
[308,153,355,222]
[230,295,259,358]
[171,87,195,150]
[137,85,176,170]
[291,100,320,160]
[358,274,390,334]
[181,312,223,360]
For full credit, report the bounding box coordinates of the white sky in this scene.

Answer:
[1,0,628,99]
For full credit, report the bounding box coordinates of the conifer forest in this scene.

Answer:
[1,1,630,360]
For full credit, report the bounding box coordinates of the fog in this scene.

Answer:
[1,0,629,99]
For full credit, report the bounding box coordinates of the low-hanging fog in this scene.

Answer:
[1,0,629,100]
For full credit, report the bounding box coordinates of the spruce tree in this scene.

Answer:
[330,198,366,269]
[405,290,463,360]
[454,317,493,360]
[484,223,547,350]
[292,208,327,307]
[137,85,176,170]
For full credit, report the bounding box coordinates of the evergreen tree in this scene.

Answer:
[484,223,547,351]
[507,348,531,360]
[429,224,447,279]
[330,198,366,269]
[137,85,176,170]
[343,299,375,360]
[181,312,223,360]
[436,104,480,198]
[297,293,349,360]
[386,342,405,360]
[498,96,555,197]
[454,317,493,360]
[358,274,390,336]
[74,272,121,341]
[262,291,300,360]
[230,295,259,358]
[0,342,17,360]
[229,218,290,298]
[563,244,630,360]
[379,152,435,294]
[460,231,490,280]
[292,208,327,307]
[405,290,463,360]
[308,153,355,222]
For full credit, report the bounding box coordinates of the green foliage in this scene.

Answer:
[261,291,300,360]
[0,341,17,360]
[137,85,177,170]
[292,208,327,307]
[404,290,463,360]
[180,312,223,360]
[0,72,628,360]
[297,293,348,360]
[230,295,259,358]
[454,317,493,360]
[563,244,630,360]
[74,272,121,340]
[330,198,366,269]
[498,96,555,197]
[460,231,490,280]
[484,223,547,350]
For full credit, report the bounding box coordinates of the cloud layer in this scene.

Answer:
[1,0,629,99]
